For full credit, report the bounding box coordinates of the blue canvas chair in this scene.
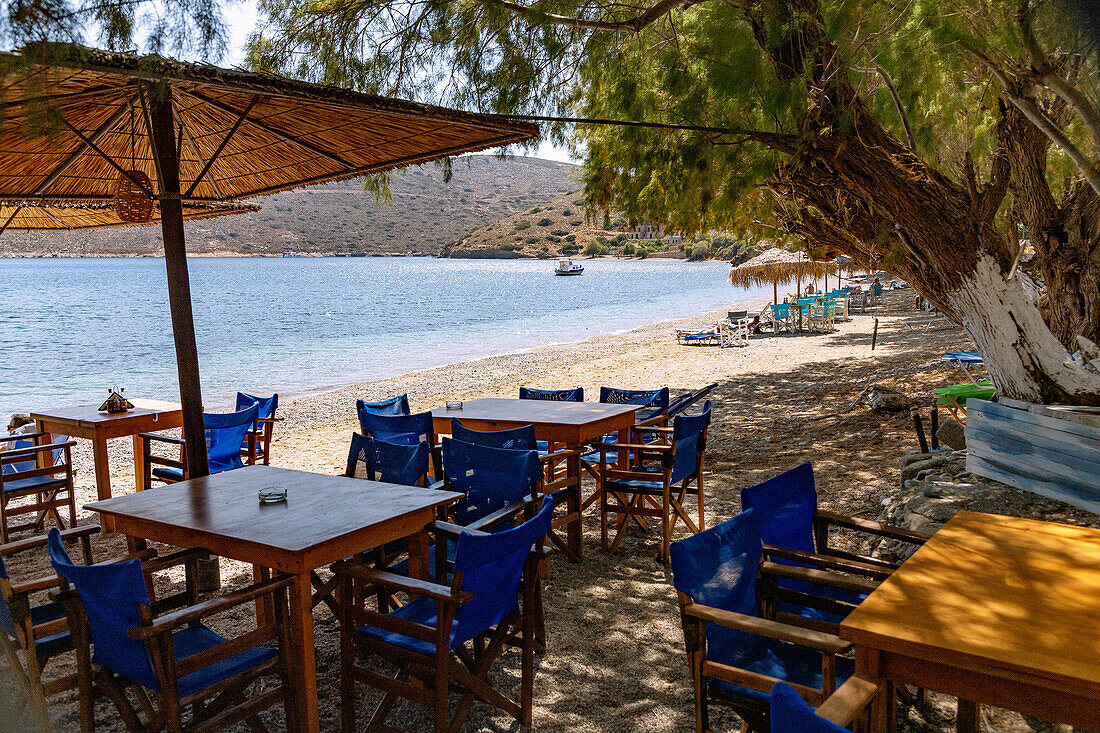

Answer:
[670,509,857,733]
[769,680,879,733]
[235,391,279,465]
[764,303,793,333]
[450,419,582,563]
[358,408,442,478]
[0,434,77,543]
[307,434,434,617]
[48,528,294,733]
[356,393,411,416]
[0,525,99,697]
[741,463,928,627]
[336,498,554,733]
[441,438,542,529]
[518,387,583,402]
[580,387,671,502]
[598,402,711,562]
[139,403,260,488]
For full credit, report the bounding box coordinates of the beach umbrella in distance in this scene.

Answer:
[0,43,538,479]
[728,247,833,303]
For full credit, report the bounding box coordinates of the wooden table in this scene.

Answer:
[428,398,640,561]
[87,465,461,733]
[841,511,1100,732]
[31,399,183,531]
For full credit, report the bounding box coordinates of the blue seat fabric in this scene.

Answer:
[518,387,583,402]
[450,420,537,451]
[235,392,278,421]
[356,499,553,655]
[356,394,411,417]
[580,387,671,465]
[669,510,851,713]
[740,463,865,621]
[1,550,73,661]
[47,529,274,698]
[3,474,65,494]
[346,433,429,486]
[769,681,850,733]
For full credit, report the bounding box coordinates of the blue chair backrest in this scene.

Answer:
[740,462,817,554]
[358,409,434,447]
[943,351,983,363]
[441,438,541,526]
[204,403,259,475]
[450,420,537,451]
[346,433,428,486]
[770,303,790,319]
[451,498,553,646]
[798,297,818,305]
[670,509,765,665]
[670,402,711,484]
[356,394,411,417]
[518,387,583,402]
[770,682,849,732]
[235,391,278,420]
[599,387,669,422]
[47,529,157,690]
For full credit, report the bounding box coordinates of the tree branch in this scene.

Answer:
[852,65,914,149]
[480,0,717,33]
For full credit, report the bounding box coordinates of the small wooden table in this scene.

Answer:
[428,398,640,561]
[841,511,1100,732]
[31,399,183,531]
[87,465,461,733]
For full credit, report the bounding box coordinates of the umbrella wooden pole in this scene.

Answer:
[773,281,778,304]
[147,88,209,479]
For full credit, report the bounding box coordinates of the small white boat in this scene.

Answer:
[554,259,584,276]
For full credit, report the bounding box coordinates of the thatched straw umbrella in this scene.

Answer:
[729,247,832,303]
[1,43,537,484]
[0,201,256,231]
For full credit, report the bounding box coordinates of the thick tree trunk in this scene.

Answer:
[753,0,1100,405]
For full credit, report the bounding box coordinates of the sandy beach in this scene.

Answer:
[11,290,1090,732]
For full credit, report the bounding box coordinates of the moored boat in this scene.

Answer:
[554,259,584,276]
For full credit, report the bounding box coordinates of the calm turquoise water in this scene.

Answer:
[0,257,765,416]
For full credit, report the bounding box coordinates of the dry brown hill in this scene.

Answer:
[0,156,579,257]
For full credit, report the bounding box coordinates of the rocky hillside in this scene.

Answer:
[1,156,579,257]
[441,193,625,258]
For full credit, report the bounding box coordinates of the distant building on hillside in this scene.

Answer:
[624,221,682,247]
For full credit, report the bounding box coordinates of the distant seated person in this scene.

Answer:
[3,413,37,475]
[805,284,815,294]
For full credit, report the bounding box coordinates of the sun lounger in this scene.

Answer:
[675,326,721,345]
[943,350,988,385]
[934,381,995,423]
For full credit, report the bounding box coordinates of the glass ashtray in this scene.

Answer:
[445,400,463,410]
[258,486,288,504]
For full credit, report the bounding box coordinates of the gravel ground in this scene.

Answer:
[7,290,1090,732]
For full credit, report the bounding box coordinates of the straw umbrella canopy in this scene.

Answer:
[1,43,538,479]
[728,247,833,303]
[0,201,257,230]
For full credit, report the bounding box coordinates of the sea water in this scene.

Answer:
[0,257,767,416]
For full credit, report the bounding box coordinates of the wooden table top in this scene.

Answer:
[428,398,640,427]
[841,511,1100,693]
[31,398,182,427]
[87,465,461,558]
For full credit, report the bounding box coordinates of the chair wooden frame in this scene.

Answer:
[677,561,879,733]
[596,421,708,563]
[0,435,77,543]
[56,569,295,733]
[241,416,281,466]
[0,525,99,696]
[336,521,545,733]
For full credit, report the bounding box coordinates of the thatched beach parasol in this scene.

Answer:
[729,247,833,303]
[0,43,537,492]
[0,201,257,231]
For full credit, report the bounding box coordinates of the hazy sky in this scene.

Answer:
[223,0,578,164]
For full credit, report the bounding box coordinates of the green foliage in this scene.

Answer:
[564,233,576,242]
[560,243,581,255]
[622,242,636,256]
[514,221,531,230]
[570,220,584,226]
[584,241,607,256]
[550,229,568,236]
[537,217,553,226]
[562,209,573,216]
[524,236,538,243]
